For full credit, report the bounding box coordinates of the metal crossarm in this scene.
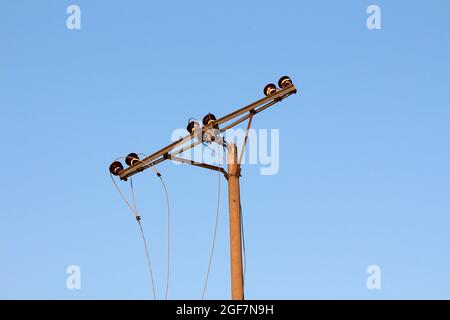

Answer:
[118,84,297,181]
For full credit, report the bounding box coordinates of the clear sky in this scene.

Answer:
[1,0,449,299]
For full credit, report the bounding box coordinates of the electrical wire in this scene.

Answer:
[109,158,139,219]
[156,172,171,300]
[136,223,157,299]
[201,148,222,299]
[130,178,158,300]
[137,153,171,300]
[110,170,157,300]
[185,126,225,299]
[110,154,171,300]
[136,220,156,299]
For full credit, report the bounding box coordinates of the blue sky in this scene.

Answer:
[0,0,449,299]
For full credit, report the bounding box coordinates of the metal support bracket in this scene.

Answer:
[168,155,228,180]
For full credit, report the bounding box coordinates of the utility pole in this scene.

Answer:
[227,143,244,300]
[109,76,297,300]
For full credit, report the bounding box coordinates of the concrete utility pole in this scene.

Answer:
[109,76,297,300]
[227,143,244,300]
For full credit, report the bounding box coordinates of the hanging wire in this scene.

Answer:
[130,178,158,300]
[157,172,171,300]
[136,219,157,299]
[110,153,171,300]
[109,157,139,219]
[201,147,222,299]
[110,169,157,300]
[137,153,171,300]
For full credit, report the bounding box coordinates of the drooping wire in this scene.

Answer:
[156,172,171,300]
[136,219,157,299]
[130,178,158,300]
[201,144,223,299]
[110,160,139,219]
[110,168,157,300]
[137,153,171,300]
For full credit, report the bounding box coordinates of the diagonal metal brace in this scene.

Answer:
[168,155,228,180]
